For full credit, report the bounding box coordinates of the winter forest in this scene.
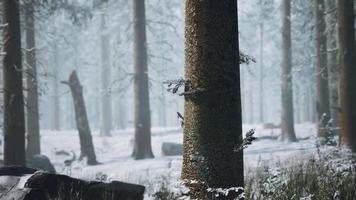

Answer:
[0,0,356,199]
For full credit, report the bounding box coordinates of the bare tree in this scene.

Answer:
[100,1,112,137]
[131,0,154,159]
[280,0,297,142]
[64,71,98,165]
[24,2,41,158]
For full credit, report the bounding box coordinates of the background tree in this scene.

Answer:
[280,0,297,142]
[100,0,112,137]
[181,1,243,199]
[64,71,98,165]
[314,0,330,137]
[24,2,41,158]
[132,0,154,159]
[338,0,356,151]
[2,0,26,166]
[326,0,339,129]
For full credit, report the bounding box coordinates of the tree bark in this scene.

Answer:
[181,1,244,199]
[65,71,98,165]
[280,0,297,142]
[25,3,41,158]
[2,0,26,166]
[314,0,331,137]
[100,3,112,137]
[132,0,154,159]
[326,0,339,129]
[338,0,356,151]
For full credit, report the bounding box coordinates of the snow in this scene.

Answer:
[0,123,320,198]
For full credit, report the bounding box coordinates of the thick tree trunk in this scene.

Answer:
[338,0,356,151]
[314,0,331,137]
[280,0,297,142]
[181,1,244,199]
[25,3,41,158]
[100,4,112,137]
[132,0,154,159]
[65,71,98,165]
[2,0,26,166]
[326,0,339,129]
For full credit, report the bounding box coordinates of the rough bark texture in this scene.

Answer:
[2,0,26,166]
[326,0,339,129]
[100,3,112,137]
[280,0,297,142]
[25,3,41,158]
[132,0,154,159]
[338,0,356,151]
[314,0,331,137]
[181,1,244,199]
[66,71,98,165]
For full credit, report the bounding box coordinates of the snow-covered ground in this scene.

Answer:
[1,123,319,198]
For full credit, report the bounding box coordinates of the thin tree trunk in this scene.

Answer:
[159,84,167,127]
[132,0,154,159]
[280,0,297,142]
[314,0,331,137]
[338,0,356,151]
[65,71,98,165]
[181,1,243,199]
[52,41,60,130]
[100,3,112,136]
[2,0,26,166]
[259,23,264,124]
[25,3,41,158]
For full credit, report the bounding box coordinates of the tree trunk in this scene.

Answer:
[338,0,356,151]
[25,3,41,158]
[181,1,244,199]
[280,0,297,142]
[314,0,331,137]
[52,41,60,131]
[65,71,98,165]
[159,84,167,127]
[326,0,339,129]
[2,0,26,166]
[100,3,112,137]
[259,23,264,124]
[132,0,154,159]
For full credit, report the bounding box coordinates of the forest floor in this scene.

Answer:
[30,123,323,199]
